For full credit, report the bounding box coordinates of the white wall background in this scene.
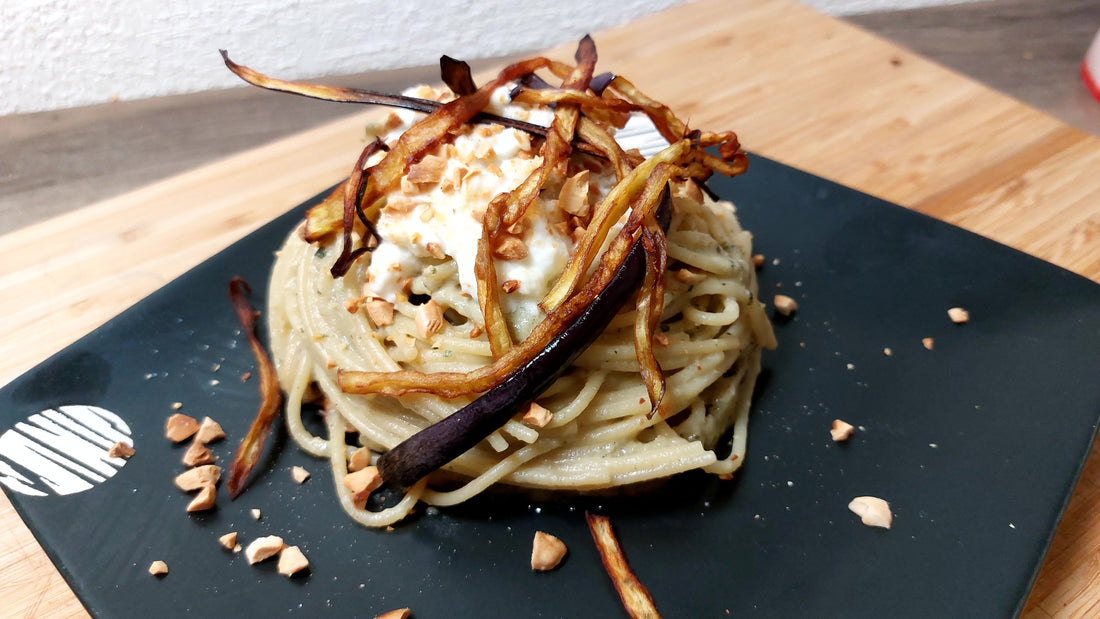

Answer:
[1,0,975,116]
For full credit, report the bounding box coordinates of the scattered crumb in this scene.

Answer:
[752,254,765,268]
[241,371,252,382]
[883,347,892,356]
[344,466,384,508]
[374,610,411,619]
[171,402,183,410]
[948,307,969,324]
[251,508,262,520]
[531,531,568,571]
[165,413,199,443]
[195,417,226,444]
[831,419,855,442]
[522,402,553,428]
[848,496,892,529]
[773,294,798,316]
[107,441,135,459]
[771,258,780,266]
[846,363,854,370]
[277,545,310,577]
[219,532,238,550]
[245,535,285,564]
[174,465,221,492]
[148,560,168,576]
[182,440,216,467]
[186,483,217,512]
[922,337,935,350]
[291,466,311,484]
[348,447,372,473]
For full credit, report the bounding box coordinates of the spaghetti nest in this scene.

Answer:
[267,185,774,528]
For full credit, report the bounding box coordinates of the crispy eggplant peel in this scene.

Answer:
[222,36,750,488]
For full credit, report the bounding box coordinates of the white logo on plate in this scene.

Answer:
[0,405,133,496]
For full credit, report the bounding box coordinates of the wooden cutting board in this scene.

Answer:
[2,0,1098,616]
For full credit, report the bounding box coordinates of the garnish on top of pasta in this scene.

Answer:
[223,36,777,527]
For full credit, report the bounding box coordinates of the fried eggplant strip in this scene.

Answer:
[338,185,672,399]
[586,513,662,619]
[330,138,388,277]
[636,226,668,418]
[439,55,477,96]
[511,87,639,113]
[226,277,283,499]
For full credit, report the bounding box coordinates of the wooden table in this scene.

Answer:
[2,0,1098,616]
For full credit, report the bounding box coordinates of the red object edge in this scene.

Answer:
[1082,58,1100,104]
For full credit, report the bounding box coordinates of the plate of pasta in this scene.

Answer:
[3,40,1100,618]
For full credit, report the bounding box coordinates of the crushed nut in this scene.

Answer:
[674,268,696,283]
[848,496,893,529]
[883,347,893,356]
[654,332,670,347]
[343,466,384,508]
[382,196,417,216]
[348,447,372,473]
[522,402,553,428]
[165,413,199,443]
[415,300,444,339]
[182,440,216,467]
[922,337,935,350]
[245,535,285,564]
[291,466,311,484]
[531,531,568,571]
[277,545,310,577]
[374,610,411,619]
[219,532,238,550]
[831,419,855,442]
[425,242,447,260]
[186,483,217,512]
[948,307,969,324]
[107,441,135,459]
[148,560,168,576]
[501,279,521,294]
[364,299,395,327]
[773,294,799,316]
[174,464,221,492]
[752,254,765,268]
[493,236,528,260]
[469,324,483,339]
[345,296,363,314]
[195,417,225,444]
[407,154,446,184]
[171,402,183,410]
[251,508,262,520]
[557,170,591,217]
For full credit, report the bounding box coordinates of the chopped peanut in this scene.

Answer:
[174,464,221,492]
[171,402,183,410]
[531,531,568,571]
[948,307,969,324]
[251,508,262,520]
[654,332,670,347]
[218,532,238,550]
[883,347,893,356]
[469,324,483,339]
[186,483,217,512]
[182,440,215,467]
[348,447,372,472]
[245,535,285,564]
[195,417,225,444]
[345,296,363,314]
[501,279,521,294]
[415,300,444,339]
[107,441,135,459]
[165,413,199,443]
[407,154,446,184]
[752,254,765,268]
[773,294,798,316]
[364,299,395,327]
[831,419,855,442]
[148,560,168,576]
[425,242,447,260]
[848,496,893,529]
[674,268,696,283]
[493,236,528,260]
[558,170,591,217]
[343,466,384,508]
[374,610,411,619]
[522,403,553,428]
[922,337,935,350]
[277,545,310,577]
[291,466,311,484]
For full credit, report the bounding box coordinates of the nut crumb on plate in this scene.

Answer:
[165,413,199,443]
[251,508,262,520]
[174,464,221,492]
[343,466,384,508]
[186,483,217,512]
[195,417,226,443]
[348,447,372,472]
[277,545,310,576]
[922,337,935,350]
[374,610,411,619]
[530,531,568,571]
[148,560,168,576]
[773,294,798,316]
[522,402,553,428]
[107,441,134,459]
[219,532,238,550]
[948,307,969,323]
[245,535,285,564]
[830,419,855,442]
[848,496,892,529]
[182,440,216,467]
[291,466,311,483]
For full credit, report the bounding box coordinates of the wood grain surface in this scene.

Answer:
[2,0,1098,616]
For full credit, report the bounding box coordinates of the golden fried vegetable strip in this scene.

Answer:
[586,513,662,619]
[511,88,639,114]
[636,227,668,418]
[474,235,513,357]
[226,277,283,499]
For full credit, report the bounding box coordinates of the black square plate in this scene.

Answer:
[3,156,1099,617]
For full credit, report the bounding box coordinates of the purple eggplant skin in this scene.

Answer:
[377,187,672,489]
